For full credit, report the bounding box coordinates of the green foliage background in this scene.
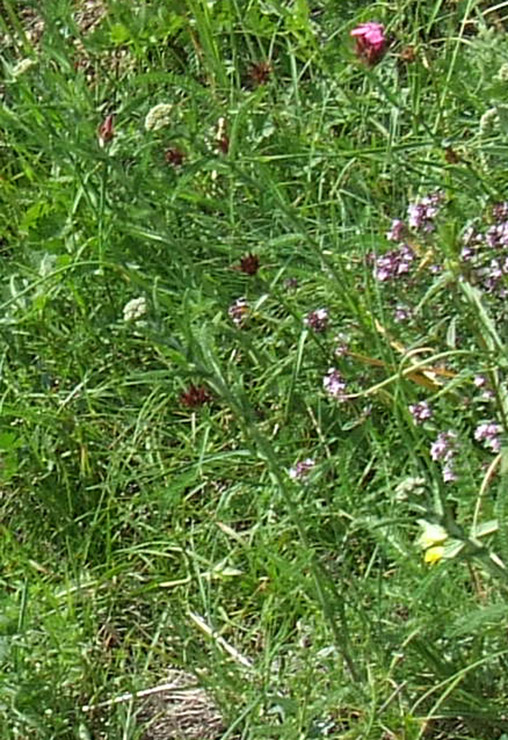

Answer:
[2,1,508,738]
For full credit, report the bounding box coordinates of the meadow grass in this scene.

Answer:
[2,0,508,738]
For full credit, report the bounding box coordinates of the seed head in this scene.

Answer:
[444,147,460,164]
[399,45,416,63]
[284,277,299,291]
[249,61,272,86]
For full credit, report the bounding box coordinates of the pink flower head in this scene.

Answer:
[409,401,432,424]
[350,22,387,65]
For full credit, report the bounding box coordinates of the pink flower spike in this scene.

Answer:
[98,114,115,147]
[350,22,387,65]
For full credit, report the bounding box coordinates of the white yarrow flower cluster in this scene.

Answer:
[144,103,174,132]
[480,107,499,136]
[123,296,147,322]
[395,476,425,501]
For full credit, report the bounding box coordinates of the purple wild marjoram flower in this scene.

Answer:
[474,422,502,453]
[462,225,482,246]
[477,257,508,294]
[442,463,458,483]
[373,244,415,281]
[323,368,347,400]
[304,308,329,333]
[460,217,508,297]
[430,430,458,483]
[409,401,432,424]
[289,458,315,480]
[394,304,412,322]
[334,333,349,356]
[492,202,508,222]
[430,430,457,462]
[386,219,406,242]
[473,375,495,401]
[460,226,482,262]
[460,244,480,263]
[407,192,444,233]
[228,297,249,326]
[485,221,508,249]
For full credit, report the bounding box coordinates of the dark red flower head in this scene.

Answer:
[165,147,185,166]
[180,384,213,408]
[236,253,260,276]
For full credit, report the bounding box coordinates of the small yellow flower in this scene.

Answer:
[416,520,448,565]
[417,520,447,551]
[424,545,445,564]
